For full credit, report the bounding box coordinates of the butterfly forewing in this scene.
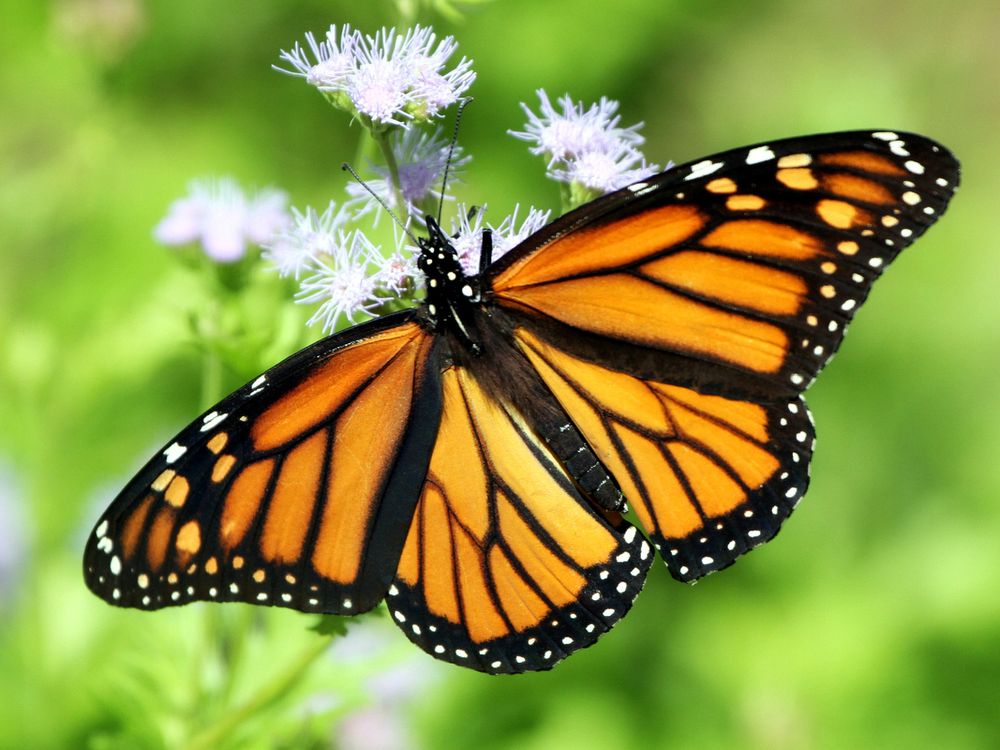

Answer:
[492,131,959,397]
[84,312,442,614]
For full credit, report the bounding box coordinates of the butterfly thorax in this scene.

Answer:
[416,215,485,354]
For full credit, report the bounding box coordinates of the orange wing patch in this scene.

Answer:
[500,273,791,375]
[516,328,814,582]
[497,204,707,287]
[389,366,651,674]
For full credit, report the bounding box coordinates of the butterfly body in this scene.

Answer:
[416,215,489,354]
[86,131,959,673]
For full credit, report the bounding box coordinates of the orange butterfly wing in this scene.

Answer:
[84,313,442,614]
[489,131,958,580]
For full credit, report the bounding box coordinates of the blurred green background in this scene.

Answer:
[2,0,998,748]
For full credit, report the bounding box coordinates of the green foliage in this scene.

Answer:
[2,0,999,748]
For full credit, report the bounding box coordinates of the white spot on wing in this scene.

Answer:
[163,442,187,464]
[889,140,910,157]
[200,412,228,432]
[686,159,724,181]
[746,145,775,164]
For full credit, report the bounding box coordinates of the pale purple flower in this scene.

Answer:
[295,230,385,331]
[154,178,291,263]
[349,56,410,125]
[400,26,476,119]
[200,182,250,262]
[447,204,551,275]
[277,24,475,127]
[345,127,468,223]
[510,90,662,195]
[263,201,351,279]
[511,90,645,164]
[552,144,662,193]
[152,193,202,246]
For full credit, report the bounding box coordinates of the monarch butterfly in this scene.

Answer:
[85,130,959,674]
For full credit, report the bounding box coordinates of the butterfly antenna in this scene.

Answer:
[437,98,471,226]
[341,163,419,244]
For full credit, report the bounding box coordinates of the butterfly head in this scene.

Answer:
[416,215,483,353]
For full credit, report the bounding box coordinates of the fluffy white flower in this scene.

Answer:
[154,178,290,263]
[510,90,663,195]
[295,230,386,332]
[277,24,475,127]
[262,201,352,279]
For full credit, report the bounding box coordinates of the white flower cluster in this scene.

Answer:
[154,178,290,263]
[277,25,475,127]
[153,27,668,336]
[261,201,419,333]
[510,90,661,193]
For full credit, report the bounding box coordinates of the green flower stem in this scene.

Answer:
[353,128,378,173]
[182,635,331,750]
[372,127,408,219]
[197,297,224,411]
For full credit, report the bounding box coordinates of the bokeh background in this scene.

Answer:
[2,0,998,748]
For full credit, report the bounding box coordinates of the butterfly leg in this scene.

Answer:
[478,227,493,278]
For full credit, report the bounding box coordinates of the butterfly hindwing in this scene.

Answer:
[388,364,652,674]
[492,131,959,398]
[514,326,815,582]
[84,312,442,614]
